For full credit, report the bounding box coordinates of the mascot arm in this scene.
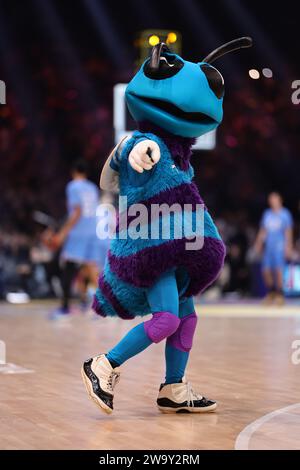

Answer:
[128,139,160,174]
[99,137,128,193]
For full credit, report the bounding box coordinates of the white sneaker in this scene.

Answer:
[81,354,120,414]
[157,377,217,413]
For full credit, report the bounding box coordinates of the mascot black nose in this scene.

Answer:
[144,42,184,80]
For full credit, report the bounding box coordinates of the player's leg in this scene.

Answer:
[60,260,80,312]
[275,268,283,290]
[81,237,106,311]
[157,296,216,413]
[48,259,80,319]
[262,268,275,291]
[59,234,86,313]
[86,262,99,287]
[82,269,180,414]
[75,264,89,302]
[273,249,286,305]
[262,249,276,304]
[76,262,99,310]
[274,268,284,305]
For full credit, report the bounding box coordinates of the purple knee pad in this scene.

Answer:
[167,312,198,352]
[144,311,180,343]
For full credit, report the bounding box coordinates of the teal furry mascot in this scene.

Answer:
[82,38,253,415]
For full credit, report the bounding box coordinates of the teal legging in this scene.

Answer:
[106,269,196,384]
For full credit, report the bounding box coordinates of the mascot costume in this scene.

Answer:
[82,37,253,414]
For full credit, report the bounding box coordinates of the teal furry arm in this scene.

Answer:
[100,138,161,191]
[99,137,128,192]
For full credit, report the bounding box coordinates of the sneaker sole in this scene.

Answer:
[81,366,112,415]
[158,402,217,413]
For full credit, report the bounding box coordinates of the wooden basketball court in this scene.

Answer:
[1,300,300,450]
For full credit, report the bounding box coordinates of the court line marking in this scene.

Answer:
[0,363,34,374]
[235,403,300,450]
[196,305,300,317]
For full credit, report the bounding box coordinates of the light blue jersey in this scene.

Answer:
[261,208,292,250]
[261,208,293,269]
[66,179,99,237]
[61,179,103,265]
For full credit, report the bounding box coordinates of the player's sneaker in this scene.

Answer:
[274,293,285,306]
[262,291,275,305]
[157,378,217,413]
[81,354,120,414]
[48,307,71,321]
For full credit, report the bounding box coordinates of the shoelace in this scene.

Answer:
[107,370,120,393]
[186,382,203,408]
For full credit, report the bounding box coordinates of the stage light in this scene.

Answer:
[249,69,260,79]
[149,35,160,46]
[138,30,181,64]
[167,32,177,44]
[262,68,273,78]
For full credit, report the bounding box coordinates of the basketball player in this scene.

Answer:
[50,160,101,316]
[254,192,293,305]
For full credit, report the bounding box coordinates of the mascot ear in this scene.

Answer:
[203,37,253,64]
[149,42,170,70]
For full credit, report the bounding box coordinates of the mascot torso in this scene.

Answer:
[94,130,225,318]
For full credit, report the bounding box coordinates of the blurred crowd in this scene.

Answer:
[1,46,300,299]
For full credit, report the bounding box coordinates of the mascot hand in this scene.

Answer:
[129,139,160,173]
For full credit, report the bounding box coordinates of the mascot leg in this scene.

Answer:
[164,297,197,384]
[106,270,180,367]
[157,301,216,413]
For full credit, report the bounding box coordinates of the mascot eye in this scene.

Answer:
[144,55,184,80]
[200,64,224,99]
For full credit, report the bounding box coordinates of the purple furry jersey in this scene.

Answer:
[93,126,226,319]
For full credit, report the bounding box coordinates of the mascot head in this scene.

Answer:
[126,37,252,138]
